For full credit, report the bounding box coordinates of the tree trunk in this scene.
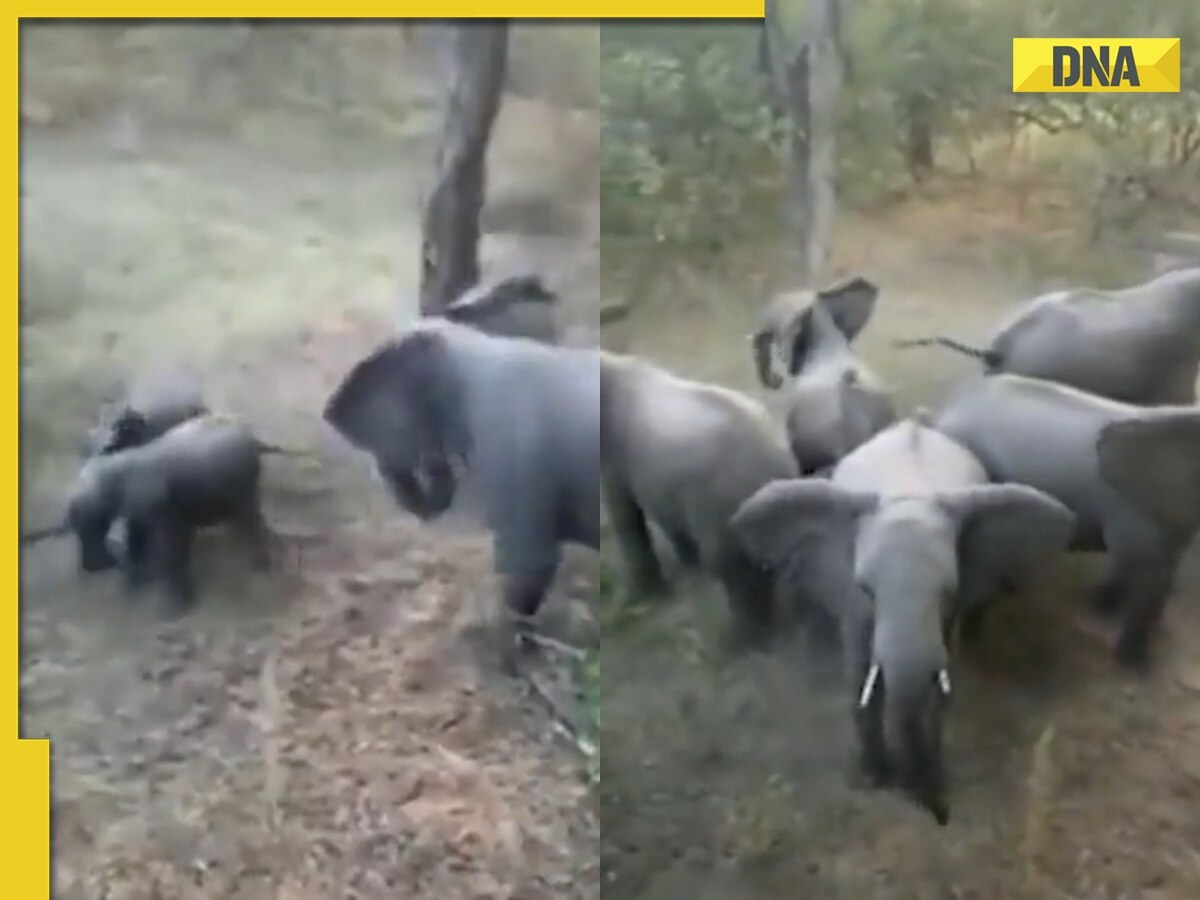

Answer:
[903,95,935,182]
[764,0,811,267]
[418,22,508,316]
[803,0,845,284]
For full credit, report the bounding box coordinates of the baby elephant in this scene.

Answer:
[732,419,1074,825]
[752,276,896,474]
[25,415,291,615]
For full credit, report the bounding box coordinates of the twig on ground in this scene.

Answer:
[523,630,587,661]
[521,669,596,761]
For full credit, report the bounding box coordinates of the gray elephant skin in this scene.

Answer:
[323,319,600,669]
[81,368,208,458]
[898,267,1200,405]
[24,414,289,614]
[935,374,1200,666]
[752,276,896,474]
[731,418,1075,825]
[600,351,798,635]
[440,272,560,344]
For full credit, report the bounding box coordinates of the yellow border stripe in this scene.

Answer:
[9,13,51,897]
[18,6,765,17]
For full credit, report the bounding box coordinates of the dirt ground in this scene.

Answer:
[598,192,1200,898]
[19,25,598,900]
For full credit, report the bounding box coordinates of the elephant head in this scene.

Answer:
[752,276,880,390]
[441,273,560,343]
[323,325,470,521]
[22,463,123,573]
[731,478,1074,824]
[1097,407,1200,538]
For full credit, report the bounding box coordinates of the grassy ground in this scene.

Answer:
[597,185,1200,899]
[19,23,599,900]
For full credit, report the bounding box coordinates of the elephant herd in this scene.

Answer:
[21,267,1200,828]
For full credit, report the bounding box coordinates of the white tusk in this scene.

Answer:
[858,663,880,709]
[937,668,952,697]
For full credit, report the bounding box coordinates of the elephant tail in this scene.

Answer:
[892,336,1000,367]
[255,439,314,460]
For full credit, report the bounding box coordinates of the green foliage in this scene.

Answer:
[601,5,1200,252]
[600,29,786,247]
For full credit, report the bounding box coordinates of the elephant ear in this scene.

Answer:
[942,484,1075,591]
[815,276,880,345]
[730,479,878,570]
[784,277,880,375]
[444,273,557,323]
[1097,410,1200,537]
[323,328,465,457]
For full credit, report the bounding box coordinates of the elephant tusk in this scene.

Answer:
[937,668,952,697]
[858,662,880,709]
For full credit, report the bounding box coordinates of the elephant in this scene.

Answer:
[750,276,895,474]
[81,368,208,457]
[322,318,600,670]
[23,414,295,615]
[599,351,798,637]
[934,373,1200,666]
[895,267,1200,406]
[731,418,1075,825]
[779,298,897,475]
[440,272,560,344]
[751,275,883,391]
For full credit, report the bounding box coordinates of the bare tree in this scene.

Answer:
[762,0,848,285]
[419,22,508,316]
[803,0,847,283]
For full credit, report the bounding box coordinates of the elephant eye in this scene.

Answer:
[856,581,875,603]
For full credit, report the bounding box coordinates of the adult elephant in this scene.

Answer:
[896,267,1200,406]
[600,351,798,638]
[323,319,600,671]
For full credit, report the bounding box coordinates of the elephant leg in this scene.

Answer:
[602,474,667,601]
[714,544,776,646]
[236,498,275,572]
[1088,566,1132,617]
[122,519,151,596]
[1113,559,1179,669]
[1104,515,1180,668]
[843,614,889,786]
[665,529,702,570]
[954,567,1003,648]
[157,519,198,618]
[958,602,993,646]
[496,567,557,675]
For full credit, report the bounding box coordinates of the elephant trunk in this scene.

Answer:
[871,647,951,826]
[752,330,784,390]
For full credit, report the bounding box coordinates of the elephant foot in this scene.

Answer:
[914,789,950,827]
[495,611,540,676]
